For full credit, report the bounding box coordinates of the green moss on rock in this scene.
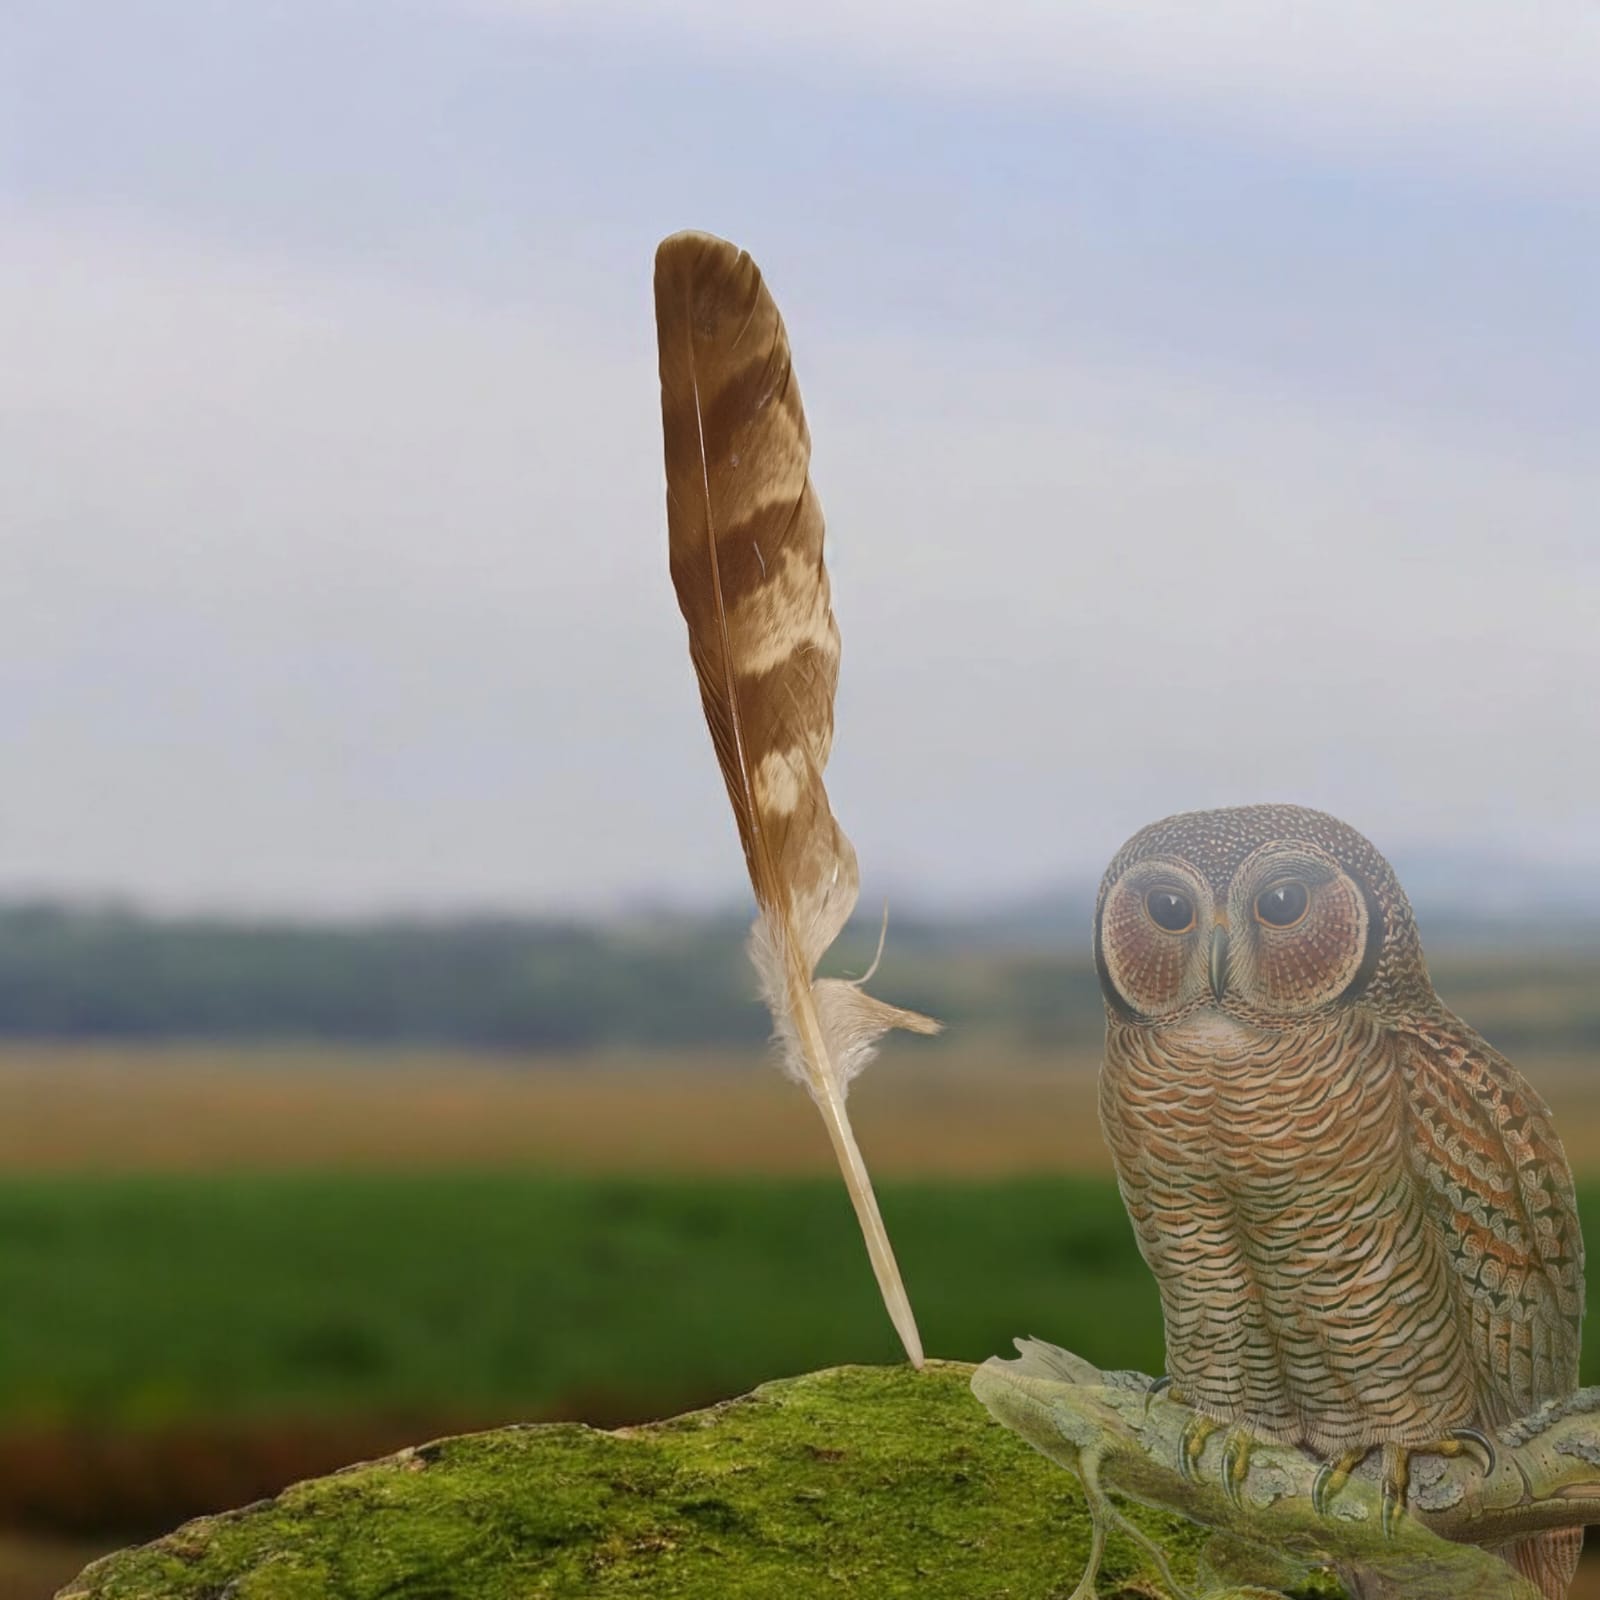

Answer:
[60,1362,1219,1599]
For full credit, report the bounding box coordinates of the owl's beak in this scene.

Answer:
[1209,925,1230,1001]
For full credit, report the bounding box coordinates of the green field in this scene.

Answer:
[11,1168,1600,1433]
[12,1170,1600,1439]
[0,1174,1162,1435]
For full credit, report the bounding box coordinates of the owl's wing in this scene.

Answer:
[1398,1012,1584,1421]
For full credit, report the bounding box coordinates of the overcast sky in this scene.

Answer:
[2,1,1597,915]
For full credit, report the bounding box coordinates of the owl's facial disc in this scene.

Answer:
[1095,858,1215,1020]
[1222,843,1374,1018]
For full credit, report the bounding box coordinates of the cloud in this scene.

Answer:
[463,0,1600,191]
[3,210,1594,912]
[0,213,692,910]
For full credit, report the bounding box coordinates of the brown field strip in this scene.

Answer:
[1,1042,1596,1176]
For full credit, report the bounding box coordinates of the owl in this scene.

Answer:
[1094,803,1584,1599]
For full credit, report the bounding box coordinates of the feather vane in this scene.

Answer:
[654,230,938,1366]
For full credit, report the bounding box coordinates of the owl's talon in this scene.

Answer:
[1380,1476,1401,1539]
[1144,1374,1183,1418]
[1310,1447,1370,1517]
[1380,1463,1406,1538]
[1220,1427,1254,1508]
[1178,1414,1221,1484]
[1443,1426,1497,1479]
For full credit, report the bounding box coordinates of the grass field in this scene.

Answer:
[0,1172,1160,1476]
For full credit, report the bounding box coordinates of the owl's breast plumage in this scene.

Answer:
[1100,1007,1480,1451]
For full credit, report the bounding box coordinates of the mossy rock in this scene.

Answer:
[60,1361,1221,1599]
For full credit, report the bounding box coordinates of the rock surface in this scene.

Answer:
[59,1361,1221,1599]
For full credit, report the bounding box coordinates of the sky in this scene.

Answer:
[2,1,1597,915]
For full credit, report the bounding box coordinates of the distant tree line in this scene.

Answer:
[0,901,1110,1049]
[0,901,1590,1052]
[0,903,749,1048]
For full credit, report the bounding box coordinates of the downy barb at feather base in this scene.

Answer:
[653,230,939,1367]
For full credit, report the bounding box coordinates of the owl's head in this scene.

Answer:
[1093,803,1430,1028]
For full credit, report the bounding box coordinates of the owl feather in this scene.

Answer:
[653,230,939,1367]
[1399,1017,1585,1600]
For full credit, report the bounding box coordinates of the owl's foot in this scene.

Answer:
[1310,1429,1497,1535]
[1219,1426,1255,1509]
[1151,1383,1256,1507]
[1177,1412,1222,1484]
[1309,1448,1367,1517]
[1379,1445,1412,1539]
[1171,1410,1258,1509]
[1380,1431,1497,1538]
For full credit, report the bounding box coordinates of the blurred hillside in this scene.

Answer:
[0,852,1595,1052]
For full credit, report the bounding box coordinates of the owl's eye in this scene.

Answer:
[1255,880,1310,928]
[1144,888,1195,933]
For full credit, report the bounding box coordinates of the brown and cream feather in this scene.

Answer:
[653,230,938,1366]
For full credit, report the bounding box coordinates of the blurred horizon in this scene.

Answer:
[4,832,1600,921]
[0,865,1592,1059]
[4,833,1600,933]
